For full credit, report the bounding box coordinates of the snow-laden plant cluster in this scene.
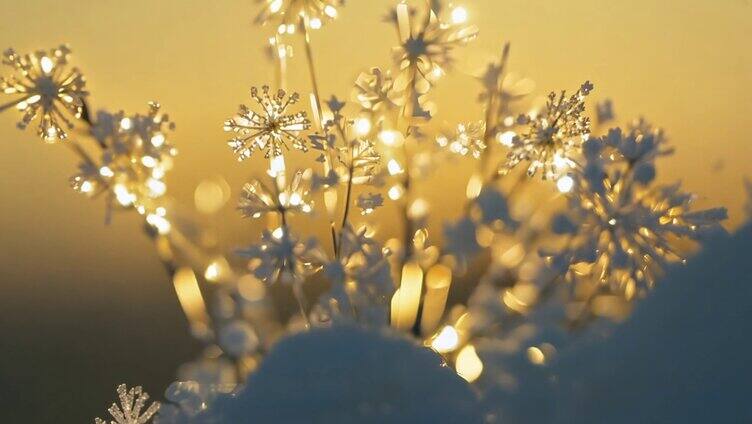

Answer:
[1,0,744,422]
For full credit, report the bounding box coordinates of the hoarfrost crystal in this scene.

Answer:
[0,45,87,142]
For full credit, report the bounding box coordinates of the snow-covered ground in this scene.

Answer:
[553,224,752,423]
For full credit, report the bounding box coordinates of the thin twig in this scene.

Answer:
[300,17,323,129]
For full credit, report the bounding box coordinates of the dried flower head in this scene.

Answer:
[597,123,673,185]
[254,0,342,29]
[502,81,593,179]
[392,3,478,94]
[0,45,87,142]
[548,127,727,299]
[238,228,325,285]
[71,102,176,215]
[310,114,382,188]
[224,86,311,160]
[477,51,534,110]
[238,169,313,219]
[319,224,393,325]
[357,192,384,215]
[95,383,160,424]
[436,121,486,158]
[340,138,382,184]
[353,68,401,119]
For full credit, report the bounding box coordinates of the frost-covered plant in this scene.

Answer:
[0,45,87,141]
[501,81,593,180]
[224,86,311,160]
[96,384,160,424]
[544,123,726,324]
[71,102,176,218]
[254,0,343,28]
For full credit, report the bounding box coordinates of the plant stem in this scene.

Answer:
[300,17,323,129]
[337,162,354,257]
[278,207,310,329]
[0,95,32,112]
[399,68,419,263]
[293,279,311,328]
[480,43,510,178]
[273,34,287,91]
[330,221,338,256]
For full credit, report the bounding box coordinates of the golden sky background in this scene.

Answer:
[1,0,750,305]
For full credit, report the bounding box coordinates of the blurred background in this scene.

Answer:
[0,0,750,421]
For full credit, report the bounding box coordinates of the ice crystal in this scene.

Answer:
[238,169,312,219]
[238,228,325,285]
[0,45,87,142]
[436,121,487,158]
[502,81,593,179]
[339,138,381,184]
[154,381,234,424]
[254,0,343,28]
[224,86,310,160]
[548,125,727,299]
[70,102,176,216]
[95,384,160,424]
[392,3,478,94]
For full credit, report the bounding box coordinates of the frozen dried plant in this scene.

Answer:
[5,0,738,409]
[547,124,727,310]
[318,224,394,325]
[477,58,534,120]
[0,45,87,141]
[254,0,343,28]
[224,86,311,160]
[95,384,160,424]
[71,102,176,217]
[311,99,382,182]
[310,102,383,240]
[391,2,478,96]
[436,121,487,158]
[502,81,594,180]
[353,68,401,124]
[238,228,325,285]
[238,169,313,219]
